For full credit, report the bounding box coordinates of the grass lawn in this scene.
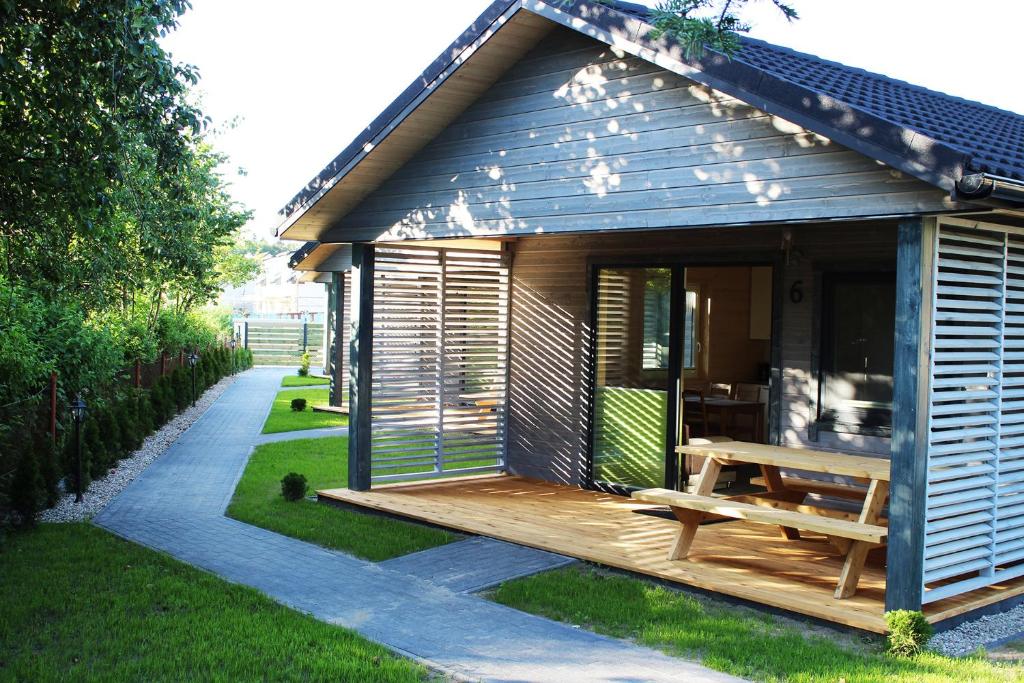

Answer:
[282,374,330,387]
[0,524,425,682]
[490,566,1023,683]
[226,436,458,561]
[262,387,347,434]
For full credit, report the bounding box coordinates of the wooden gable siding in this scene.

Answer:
[507,223,896,485]
[323,27,949,244]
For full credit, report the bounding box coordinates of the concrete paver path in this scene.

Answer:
[94,367,742,683]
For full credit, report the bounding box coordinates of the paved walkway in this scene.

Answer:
[382,536,576,594]
[94,367,740,682]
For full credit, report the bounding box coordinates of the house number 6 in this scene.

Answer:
[789,280,804,304]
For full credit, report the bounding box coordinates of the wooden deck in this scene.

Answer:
[320,475,1024,633]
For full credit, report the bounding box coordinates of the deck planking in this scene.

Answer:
[320,475,1024,633]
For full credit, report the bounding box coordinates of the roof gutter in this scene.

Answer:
[288,241,318,269]
[954,173,1024,207]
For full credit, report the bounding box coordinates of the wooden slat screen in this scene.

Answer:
[370,245,509,482]
[923,220,1024,603]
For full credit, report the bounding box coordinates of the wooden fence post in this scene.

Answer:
[134,359,142,388]
[50,371,58,443]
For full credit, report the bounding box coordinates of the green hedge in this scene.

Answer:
[2,345,254,530]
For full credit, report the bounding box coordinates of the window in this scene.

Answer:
[818,273,896,436]
[642,282,700,372]
[683,288,700,372]
[642,273,671,370]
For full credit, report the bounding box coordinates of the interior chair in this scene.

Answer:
[728,382,765,442]
[708,382,732,398]
[681,390,732,476]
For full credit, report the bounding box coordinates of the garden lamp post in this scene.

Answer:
[229,338,237,375]
[187,350,199,406]
[69,394,87,503]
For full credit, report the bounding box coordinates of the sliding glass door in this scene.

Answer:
[591,266,681,491]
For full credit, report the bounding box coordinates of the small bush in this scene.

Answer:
[280,472,308,501]
[10,448,42,527]
[885,610,933,657]
[290,398,307,412]
[298,351,311,377]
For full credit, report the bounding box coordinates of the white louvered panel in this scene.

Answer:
[370,247,443,480]
[595,271,631,387]
[440,249,509,474]
[923,225,1005,601]
[997,234,1024,568]
[370,246,510,483]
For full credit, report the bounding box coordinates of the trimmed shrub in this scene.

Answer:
[172,367,190,411]
[97,407,124,467]
[290,398,307,412]
[137,391,155,436]
[118,397,142,452]
[280,472,308,501]
[298,351,311,377]
[10,448,42,527]
[80,415,102,482]
[36,435,61,507]
[885,610,933,657]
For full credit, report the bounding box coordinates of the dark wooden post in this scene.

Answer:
[49,371,58,443]
[329,272,346,408]
[134,359,142,388]
[161,351,167,376]
[885,217,935,612]
[348,244,374,491]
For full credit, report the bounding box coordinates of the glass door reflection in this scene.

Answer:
[591,267,676,490]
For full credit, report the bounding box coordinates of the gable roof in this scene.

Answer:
[277,0,1024,241]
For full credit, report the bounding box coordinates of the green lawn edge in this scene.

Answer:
[226,436,457,561]
[0,524,426,681]
[261,387,347,434]
[489,565,1022,683]
[282,375,330,387]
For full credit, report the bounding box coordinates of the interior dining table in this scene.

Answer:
[685,394,765,442]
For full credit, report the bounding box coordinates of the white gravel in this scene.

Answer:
[929,603,1024,656]
[39,373,240,523]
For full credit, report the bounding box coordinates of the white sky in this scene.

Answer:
[161,0,1024,243]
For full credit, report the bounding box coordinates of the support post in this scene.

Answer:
[348,244,374,491]
[49,371,58,443]
[885,217,935,612]
[323,282,333,378]
[329,272,345,408]
[243,321,249,349]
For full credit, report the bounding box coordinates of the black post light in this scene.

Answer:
[69,394,87,503]
[187,349,199,406]
[229,337,237,375]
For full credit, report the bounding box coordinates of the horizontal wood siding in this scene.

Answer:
[325,27,948,244]
[507,223,897,484]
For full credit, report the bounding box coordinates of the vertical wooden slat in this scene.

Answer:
[886,217,935,612]
[348,244,374,491]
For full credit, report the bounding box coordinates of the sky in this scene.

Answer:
[161,0,1024,244]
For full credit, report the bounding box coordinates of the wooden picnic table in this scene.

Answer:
[633,441,890,599]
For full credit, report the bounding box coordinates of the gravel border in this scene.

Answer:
[929,604,1024,656]
[40,373,241,523]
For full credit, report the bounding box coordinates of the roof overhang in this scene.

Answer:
[289,242,353,272]
[276,0,975,243]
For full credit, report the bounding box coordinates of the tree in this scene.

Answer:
[586,0,799,58]
[0,1,203,295]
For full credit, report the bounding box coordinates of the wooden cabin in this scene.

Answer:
[279,0,1024,632]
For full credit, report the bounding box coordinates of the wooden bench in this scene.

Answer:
[634,441,891,599]
[633,489,888,545]
[748,475,869,501]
